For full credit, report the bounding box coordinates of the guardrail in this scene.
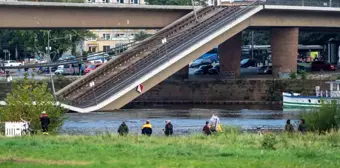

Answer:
[75,2,261,107]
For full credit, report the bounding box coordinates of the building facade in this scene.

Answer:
[83,29,157,53]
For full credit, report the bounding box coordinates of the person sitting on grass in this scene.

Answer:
[202,121,212,136]
[142,120,152,136]
[118,121,129,136]
[298,119,307,134]
[40,111,50,135]
[284,119,294,133]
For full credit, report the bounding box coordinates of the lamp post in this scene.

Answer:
[46,30,56,101]
[89,81,98,105]
[46,31,73,101]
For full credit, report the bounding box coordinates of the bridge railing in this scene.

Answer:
[264,0,340,8]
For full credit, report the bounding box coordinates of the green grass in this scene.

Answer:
[0,131,340,168]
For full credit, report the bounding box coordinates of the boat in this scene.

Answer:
[283,80,340,109]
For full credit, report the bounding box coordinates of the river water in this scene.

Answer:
[60,104,302,135]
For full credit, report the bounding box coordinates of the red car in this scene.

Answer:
[311,61,336,71]
[84,64,101,74]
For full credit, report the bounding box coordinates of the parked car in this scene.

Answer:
[4,60,22,67]
[194,64,213,75]
[190,59,212,68]
[257,66,272,74]
[311,61,336,71]
[208,63,220,75]
[241,59,256,68]
[58,55,76,61]
[55,64,80,75]
[84,64,102,74]
[38,66,58,74]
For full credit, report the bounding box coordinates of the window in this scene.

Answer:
[118,0,124,3]
[89,47,97,53]
[88,0,95,3]
[103,0,110,3]
[102,34,111,40]
[103,46,110,52]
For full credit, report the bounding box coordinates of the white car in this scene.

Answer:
[4,60,22,67]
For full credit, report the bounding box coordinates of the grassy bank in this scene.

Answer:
[0,131,340,168]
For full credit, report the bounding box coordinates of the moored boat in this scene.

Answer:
[283,81,340,109]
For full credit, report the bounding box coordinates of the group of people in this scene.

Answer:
[117,114,222,136]
[284,119,307,133]
[117,120,174,136]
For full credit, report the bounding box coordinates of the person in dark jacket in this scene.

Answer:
[202,121,211,135]
[284,119,294,133]
[298,119,307,133]
[142,120,152,136]
[118,121,129,136]
[40,111,50,134]
[164,120,173,136]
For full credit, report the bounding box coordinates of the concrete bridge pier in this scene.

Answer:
[218,33,241,78]
[271,28,299,78]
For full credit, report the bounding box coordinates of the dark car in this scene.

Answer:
[194,64,213,75]
[257,66,272,74]
[38,66,57,74]
[208,63,220,75]
[311,61,336,71]
[241,59,256,68]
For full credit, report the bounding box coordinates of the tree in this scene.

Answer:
[134,31,152,41]
[0,74,65,133]
[0,29,95,61]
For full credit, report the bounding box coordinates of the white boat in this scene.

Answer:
[283,80,340,109]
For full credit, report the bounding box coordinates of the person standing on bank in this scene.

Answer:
[209,114,222,133]
[40,111,50,135]
[118,121,129,136]
[164,120,173,136]
[142,120,152,136]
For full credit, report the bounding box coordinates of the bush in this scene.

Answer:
[0,75,65,134]
[289,73,297,79]
[262,133,277,149]
[301,102,340,132]
[298,70,307,80]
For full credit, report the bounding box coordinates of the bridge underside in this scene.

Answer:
[0,2,191,29]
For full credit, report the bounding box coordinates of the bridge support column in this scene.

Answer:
[271,28,298,77]
[218,33,241,78]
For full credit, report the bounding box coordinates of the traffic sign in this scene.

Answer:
[136,84,143,93]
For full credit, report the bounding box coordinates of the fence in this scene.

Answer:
[4,122,29,137]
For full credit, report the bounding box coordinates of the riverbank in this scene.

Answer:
[1,131,340,167]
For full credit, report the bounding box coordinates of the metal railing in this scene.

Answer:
[74,3,260,107]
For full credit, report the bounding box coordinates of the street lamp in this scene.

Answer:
[46,30,56,101]
[46,30,73,101]
[89,81,98,105]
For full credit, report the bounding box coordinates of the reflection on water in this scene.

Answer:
[61,105,302,135]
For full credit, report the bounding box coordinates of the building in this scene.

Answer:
[83,29,157,53]
[86,0,145,5]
